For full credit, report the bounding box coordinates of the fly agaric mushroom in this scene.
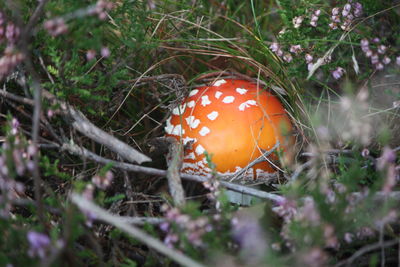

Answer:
[165,79,293,181]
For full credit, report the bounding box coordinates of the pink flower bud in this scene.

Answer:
[305,53,313,63]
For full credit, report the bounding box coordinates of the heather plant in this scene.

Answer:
[0,0,399,266]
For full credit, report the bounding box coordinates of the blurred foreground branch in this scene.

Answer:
[70,193,205,267]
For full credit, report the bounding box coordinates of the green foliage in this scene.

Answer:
[0,0,399,266]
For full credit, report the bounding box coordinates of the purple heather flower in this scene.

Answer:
[44,18,68,37]
[305,53,313,63]
[27,231,51,259]
[310,20,317,27]
[289,44,301,54]
[382,56,391,65]
[5,23,20,43]
[100,47,110,58]
[231,213,267,265]
[356,227,375,239]
[11,118,19,135]
[375,62,384,70]
[332,7,340,16]
[269,42,279,52]
[365,49,373,58]
[344,232,354,243]
[307,62,314,72]
[159,221,169,232]
[331,67,345,80]
[377,45,387,54]
[292,16,304,28]
[329,22,338,30]
[314,9,321,16]
[283,53,293,63]
[353,2,363,17]
[341,20,351,31]
[86,50,96,61]
[372,37,380,43]
[377,146,396,170]
[331,15,341,23]
[342,4,352,17]
[92,170,114,189]
[360,38,369,48]
[370,54,379,65]
[396,56,400,66]
[347,13,354,20]
[47,109,54,118]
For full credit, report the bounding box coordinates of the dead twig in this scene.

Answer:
[70,193,205,267]
[165,137,186,206]
[334,239,399,267]
[0,87,151,164]
[230,141,280,182]
[61,142,285,203]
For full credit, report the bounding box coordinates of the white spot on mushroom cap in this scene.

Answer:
[165,117,174,134]
[165,124,174,134]
[189,89,199,97]
[199,126,211,136]
[207,111,219,120]
[236,88,248,95]
[238,100,257,111]
[172,107,180,115]
[182,136,197,145]
[215,91,223,99]
[185,116,200,129]
[195,144,205,155]
[201,95,211,106]
[187,100,195,108]
[212,79,227,87]
[171,124,185,135]
[184,152,196,160]
[172,103,186,115]
[182,162,200,170]
[222,96,235,103]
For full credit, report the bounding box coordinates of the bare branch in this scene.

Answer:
[40,90,151,164]
[230,141,280,182]
[334,239,399,267]
[61,142,285,203]
[165,137,186,206]
[70,193,205,267]
[0,87,152,164]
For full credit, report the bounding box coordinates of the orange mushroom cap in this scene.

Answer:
[165,79,293,181]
